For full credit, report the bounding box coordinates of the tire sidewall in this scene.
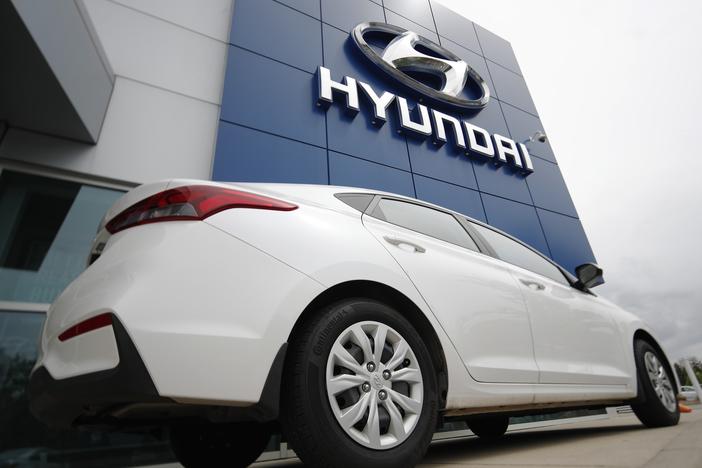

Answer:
[294,299,438,467]
[633,340,680,425]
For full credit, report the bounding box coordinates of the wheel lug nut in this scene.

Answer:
[382,370,391,380]
[378,390,387,400]
[366,362,376,372]
[361,382,371,393]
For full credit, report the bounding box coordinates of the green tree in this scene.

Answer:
[0,350,55,451]
[675,357,702,386]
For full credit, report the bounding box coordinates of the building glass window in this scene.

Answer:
[0,171,123,303]
[0,172,80,271]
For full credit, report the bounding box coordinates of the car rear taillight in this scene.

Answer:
[105,185,297,234]
[58,313,113,342]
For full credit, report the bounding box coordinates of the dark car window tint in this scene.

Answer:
[371,199,478,251]
[470,222,568,285]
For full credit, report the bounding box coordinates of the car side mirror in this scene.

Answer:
[575,262,604,289]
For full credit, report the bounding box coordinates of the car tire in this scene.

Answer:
[170,422,271,468]
[631,340,680,428]
[468,415,509,439]
[281,298,439,468]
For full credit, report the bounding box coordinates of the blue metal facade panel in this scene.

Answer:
[214,122,328,184]
[413,175,486,222]
[526,158,579,217]
[501,102,557,162]
[481,193,551,257]
[407,137,478,191]
[329,151,415,197]
[487,61,539,116]
[275,0,320,19]
[431,2,481,53]
[474,23,523,75]
[384,10,438,43]
[537,208,596,274]
[383,0,435,31]
[230,0,322,73]
[321,0,384,33]
[220,47,326,146]
[214,0,595,273]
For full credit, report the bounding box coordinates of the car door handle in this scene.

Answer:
[383,236,426,253]
[519,278,545,290]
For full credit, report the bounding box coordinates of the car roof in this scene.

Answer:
[161,180,579,283]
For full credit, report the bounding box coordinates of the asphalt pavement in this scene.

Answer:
[254,404,702,468]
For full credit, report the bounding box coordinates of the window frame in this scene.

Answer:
[0,160,136,193]
[345,191,579,289]
[0,300,49,314]
[361,194,486,254]
[461,217,578,287]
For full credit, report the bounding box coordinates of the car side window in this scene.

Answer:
[370,198,479,251]
[469,222,569,285]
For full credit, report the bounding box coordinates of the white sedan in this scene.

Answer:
[681,386,700,402]
[29,180,680,468]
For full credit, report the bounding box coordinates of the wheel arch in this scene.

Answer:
[287,280,449,410]
[633,329,679,394]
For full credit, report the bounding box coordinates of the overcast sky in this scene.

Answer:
[437,0,702,360]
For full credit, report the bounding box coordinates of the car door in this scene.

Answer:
[468,222,631,386]
[362,197,539,384]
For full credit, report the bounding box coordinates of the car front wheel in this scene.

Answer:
[631,340,680,427]
[281,298,438,468]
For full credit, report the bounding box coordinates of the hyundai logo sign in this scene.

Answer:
[352,22,489,110]
[315,23,534,175]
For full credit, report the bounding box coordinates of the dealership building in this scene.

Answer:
[0,0,595,464]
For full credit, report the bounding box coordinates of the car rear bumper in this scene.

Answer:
[29,314,168,428]
[29,313,289,429]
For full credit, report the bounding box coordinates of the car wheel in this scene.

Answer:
[468,415,509,439]
[281,298,438,468]
[170,422,271,468]
[631,340,680,427]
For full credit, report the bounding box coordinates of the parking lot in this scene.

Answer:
[253,405,702,468]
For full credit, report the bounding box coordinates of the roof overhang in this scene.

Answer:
[0,0,114,143]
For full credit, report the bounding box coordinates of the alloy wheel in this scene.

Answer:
[644,351,677,412]
[325,320,424,450]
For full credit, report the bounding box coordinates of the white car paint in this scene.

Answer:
[42,324,119,380]
[42,219,324,404]
[681,386,700,402]
[362,215,540,386]
[34,179,673,413]
[512,264,631,386]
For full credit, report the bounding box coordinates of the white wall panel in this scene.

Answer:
[81,0,228,104]
[111,0,233,42]
[11,0,114,141]
[0,77,218,183]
